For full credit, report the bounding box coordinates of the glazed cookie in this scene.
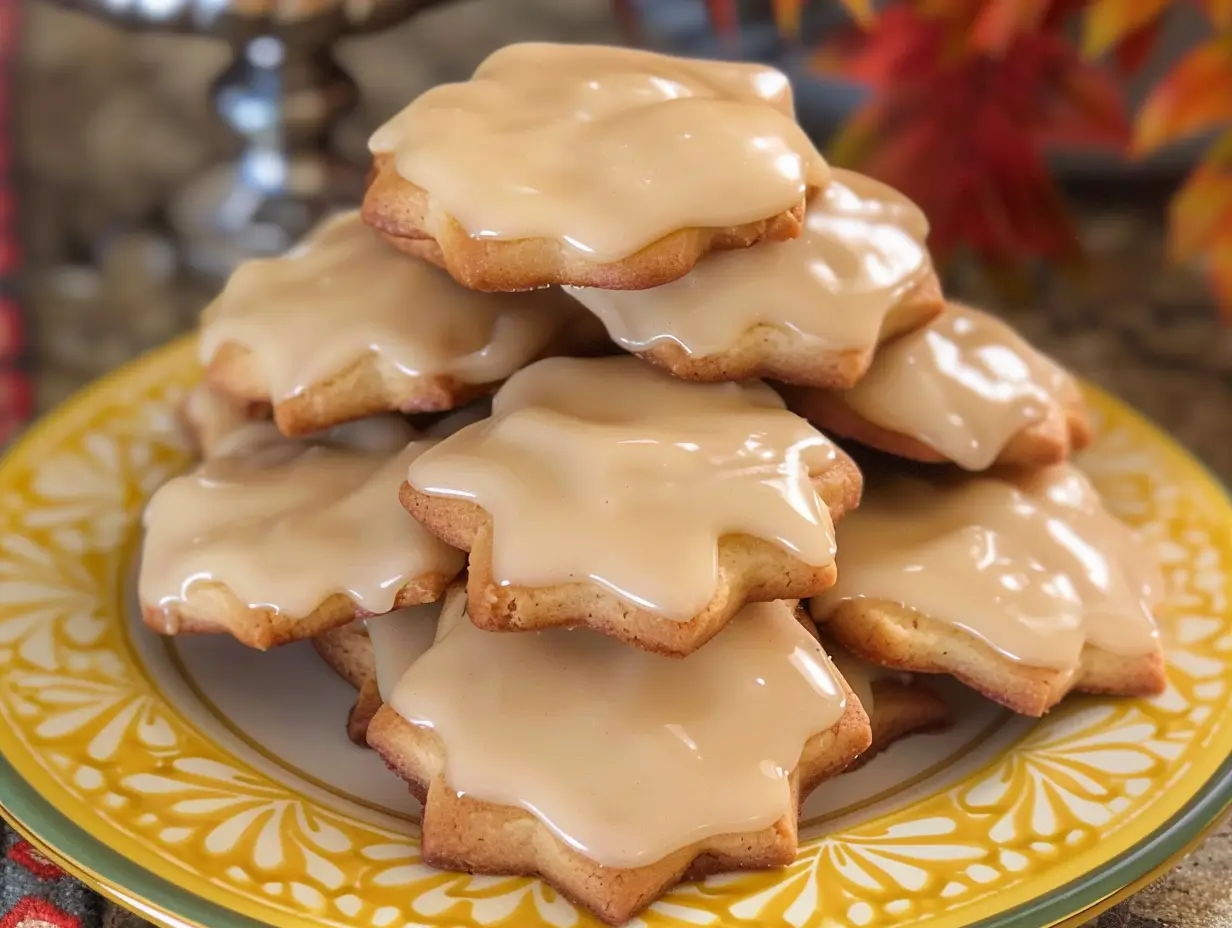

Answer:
[783,302,1091,470]
[366,592,870,925]
[401,356,863,656]
[363,43,830,291]
[139,418,466,650]
[810,464,1167,716]
[200,211,602,437]
[178,383,271,458]
[565,170,943,388]
[314,603,440,745]
[825,644,950,765]
[312,621,381,745]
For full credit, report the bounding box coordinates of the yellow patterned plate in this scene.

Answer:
[0,338,1230,928]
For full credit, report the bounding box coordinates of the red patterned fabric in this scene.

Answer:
[0,0,28,446]
[5,844,63,884]
[0,898,79,928]
[1,826,102,927]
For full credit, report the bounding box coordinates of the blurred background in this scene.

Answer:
[11,0,1232,479]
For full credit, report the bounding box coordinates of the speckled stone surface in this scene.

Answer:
[16,2,1232,926]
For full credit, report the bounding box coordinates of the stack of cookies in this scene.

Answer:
[140,42,1167,925]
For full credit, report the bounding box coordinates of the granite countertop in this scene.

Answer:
[16,2,1232,926]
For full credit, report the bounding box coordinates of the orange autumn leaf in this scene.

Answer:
[1134,36,1232,154]
[835,0,876,27]
[827,100,887,167]
[769,0,873,34]
[1209,239,1232,321]
[1168,129,1232,319]
[708,0,874,37]
[1168,129,1232,261]
[1082,0,1170,59]
[917,0,981,21]
[971,0,1050,54]
[770,0,807,37]
[1201,0,1232,28]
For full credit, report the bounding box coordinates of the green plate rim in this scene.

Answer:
[0,341,1230,928]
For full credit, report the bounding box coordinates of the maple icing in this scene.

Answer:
[140,422,465,624]
[811,464,1163,670]
[406,356,840,619]
[840,303,1078,470]
[365,604,441,702]
[565,170,929,356]
[423,400,492,439]
[206,415,417,461]
[388,594,847,867]
[824,646,908,714]
[199,211,589,401]
[182,384,260,454]
[369,43,830,261]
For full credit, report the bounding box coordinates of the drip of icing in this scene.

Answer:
[365,603,442,703]
[407,356,839,619]
[564,170,929,356]
[181,385,261,456]
[369,43,830,261]
[389,595,847,868]
[812,465,1162,670]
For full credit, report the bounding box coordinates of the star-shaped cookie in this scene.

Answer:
[401,355,863,655]
[366,590,871,925]
[139,418,465,649]
[810,463,1166,715]
[363,43,830,291]
[783,302,1091,471]
[201,210,600,437]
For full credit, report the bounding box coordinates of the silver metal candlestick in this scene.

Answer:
[45,0,453,279]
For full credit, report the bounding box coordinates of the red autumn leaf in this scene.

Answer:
[1082,0,1170,59]
[1041,0,1100,27]
[818,6,952,87]
[819,1,1123,268]
[1134,37,1232,154]
[1111,20,1165,74]
[610,0,644,43]
[1035,58,1131,149]
[702,0,738,34]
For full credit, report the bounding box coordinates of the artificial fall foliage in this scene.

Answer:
[1085,0,1232,314]
[818,0,1129,271]
[692,0,1232,318]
